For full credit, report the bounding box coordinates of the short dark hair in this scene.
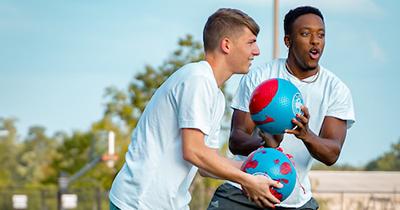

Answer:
[284,6,324,35]
[203,8,259,52]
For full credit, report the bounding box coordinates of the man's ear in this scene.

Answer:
[284,35,291,48]
[220,37,231,54]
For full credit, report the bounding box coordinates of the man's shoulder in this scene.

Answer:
[175,61,213,81]
[319,66,350,91]
[175,61,220,94]
[179,61,209,73]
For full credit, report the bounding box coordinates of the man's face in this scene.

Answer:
[287,13,325,71]
[229,27,260,74]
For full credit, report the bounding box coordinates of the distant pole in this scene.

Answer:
[273,0,279,59]
[108,131,115,155]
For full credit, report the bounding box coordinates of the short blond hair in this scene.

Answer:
[203,8,259,52]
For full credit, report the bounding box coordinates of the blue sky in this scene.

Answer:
[1,0,399,166]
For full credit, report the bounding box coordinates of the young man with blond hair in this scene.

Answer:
[109,8,282,210]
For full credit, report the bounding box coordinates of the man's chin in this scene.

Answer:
[239,67,250,74]
[305,66,318,71]
[305,61,319,71]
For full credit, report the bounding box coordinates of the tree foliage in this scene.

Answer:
[365,138,400,171]
[17,126,59,186]
[0,118,20,186]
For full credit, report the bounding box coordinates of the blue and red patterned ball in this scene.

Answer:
[249,78,304,134]
[241,147,296,201]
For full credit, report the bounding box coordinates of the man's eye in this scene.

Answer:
[301,32,309,36]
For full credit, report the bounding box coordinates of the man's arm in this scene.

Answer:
[197,151,240,179]
[182,128,282,208]
[229,109,283,156]
[285,106,347,166]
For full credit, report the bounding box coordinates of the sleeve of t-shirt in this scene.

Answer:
[326,82,356,128]
[204,94,225,149]
[231,72,258,113]
[205,128,220,149]
[176,76,214,135]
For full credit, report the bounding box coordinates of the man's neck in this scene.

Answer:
[205,55,233,88]
[285,58,319,80]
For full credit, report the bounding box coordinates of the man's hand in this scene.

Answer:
[285,106,317,141]
[241,174,283,208]
[258,130,283,148]
[284,105,347,165]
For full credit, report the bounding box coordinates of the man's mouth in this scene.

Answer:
[249,57,254,66]
[309,48,320,60]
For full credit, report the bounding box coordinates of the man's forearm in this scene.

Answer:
[198,158,243,179]
[303,134,342,166]
[229,129,264,155]
[184,146,250,185]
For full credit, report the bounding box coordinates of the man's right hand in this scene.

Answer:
[241,174,283,208]
[259,130,283,148]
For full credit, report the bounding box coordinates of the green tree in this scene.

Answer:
[48,129,117,188]
[16,126,60,186]
[0,117,20,186]
[365,138,400,171]
[49,131,93,182]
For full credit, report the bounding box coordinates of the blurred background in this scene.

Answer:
[0,0,399,209]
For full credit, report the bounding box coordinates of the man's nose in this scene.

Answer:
[253,44,261,56]
[310,34,320,45]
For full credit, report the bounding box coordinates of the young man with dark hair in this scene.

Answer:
[109,8,282,210]
[207,6,355,210]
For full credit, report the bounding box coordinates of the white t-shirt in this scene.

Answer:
[109,61,225,210]
[229,58,355,208]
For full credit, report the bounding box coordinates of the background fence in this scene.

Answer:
[314,191,400,210]
[0,187,109,210]
[1,187,399,210]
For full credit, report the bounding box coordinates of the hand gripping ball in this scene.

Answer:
[249,78,304,134]
[241,147,296,201]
